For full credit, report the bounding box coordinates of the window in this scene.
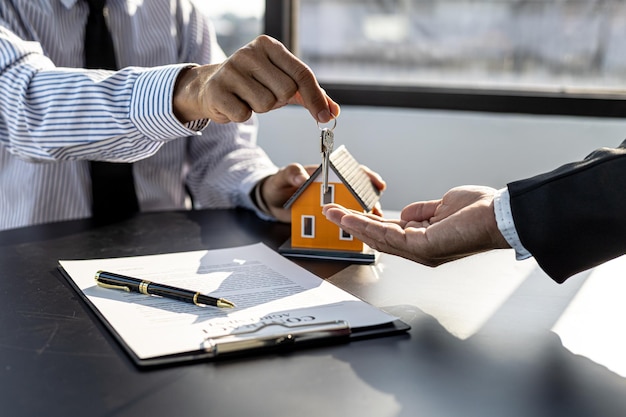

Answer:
[301,215,315,238]
[265,0,626,117]
[321,184,335,205]
[339,228,353,241]
[194,0,264,56]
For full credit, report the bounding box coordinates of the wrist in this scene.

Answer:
[173,65,216,123]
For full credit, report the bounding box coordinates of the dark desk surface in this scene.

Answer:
[2,209,626,417]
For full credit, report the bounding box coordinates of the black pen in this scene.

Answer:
[94,270,236,308]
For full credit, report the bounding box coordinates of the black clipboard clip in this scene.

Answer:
[202,320,351,358]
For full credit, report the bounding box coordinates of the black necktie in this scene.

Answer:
[84,0,139,224]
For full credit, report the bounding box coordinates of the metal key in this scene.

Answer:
[320,128,334,194]
[318,118,336,195]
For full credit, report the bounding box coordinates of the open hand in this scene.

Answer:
[323,185,510,265]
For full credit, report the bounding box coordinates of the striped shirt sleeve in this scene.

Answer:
[0,25,203,163]
[0,0,279,231]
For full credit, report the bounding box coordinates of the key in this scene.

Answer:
[317,118,336,196]
[320,127,334,194]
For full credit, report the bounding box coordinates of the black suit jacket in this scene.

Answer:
[508,139,626,283]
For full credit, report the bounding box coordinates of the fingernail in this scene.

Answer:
[317,109,331,123]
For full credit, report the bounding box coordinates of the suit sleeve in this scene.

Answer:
[508,140,626,283]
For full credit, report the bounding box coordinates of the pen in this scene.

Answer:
[94,270,236,308]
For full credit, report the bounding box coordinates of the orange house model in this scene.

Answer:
[280,145,381,262]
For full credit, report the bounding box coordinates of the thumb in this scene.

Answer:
[284,163,309,187]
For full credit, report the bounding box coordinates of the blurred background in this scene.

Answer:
[193,1,626,210]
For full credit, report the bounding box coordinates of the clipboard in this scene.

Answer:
[58,243,410,368]
[61,265,409,367]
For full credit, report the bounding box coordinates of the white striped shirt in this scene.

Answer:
[0,0,278,230]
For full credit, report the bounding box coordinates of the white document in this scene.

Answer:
[59,243,398,360]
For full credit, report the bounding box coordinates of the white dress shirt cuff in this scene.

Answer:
[239,169,280,221]
[493,187,532,260]
[130,64,208,140]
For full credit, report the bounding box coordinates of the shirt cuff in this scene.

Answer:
[250,176,273,216]
[240,169,279,221]
[129,64,208,141]
[493,187,532,260]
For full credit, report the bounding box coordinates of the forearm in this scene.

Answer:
[0,28,202,162]
[508,143,626,283]
[185,117,278,212]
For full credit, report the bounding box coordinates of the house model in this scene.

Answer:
[280,145,381,262]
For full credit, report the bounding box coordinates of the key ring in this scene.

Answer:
[317,117,337,131]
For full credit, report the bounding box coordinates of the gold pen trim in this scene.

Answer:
[217,298,236,308]
[95,271,131,292]
[138,280,151,295]
[193,292,201,306]
[96,281,131,292]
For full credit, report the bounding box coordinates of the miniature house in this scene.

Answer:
[282,145,381,256]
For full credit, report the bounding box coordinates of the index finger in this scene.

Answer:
[261,36,339,122]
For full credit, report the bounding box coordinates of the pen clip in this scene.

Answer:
[96,281,131,292]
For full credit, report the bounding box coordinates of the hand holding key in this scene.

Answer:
[318,118,336,194]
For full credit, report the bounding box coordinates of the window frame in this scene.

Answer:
[301,215,315,238]
[320,183,334,205]
[339,228,353,241]
[264,0,626,118]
